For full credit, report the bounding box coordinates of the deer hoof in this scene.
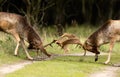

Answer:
[14,54,17,56]
[27,57,34,60]
[47,54,51,57]
[104,61,109,64]
[95,57,98,62]
[14,54,19,57]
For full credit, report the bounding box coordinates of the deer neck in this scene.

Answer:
[88,32,103,47]
[26,26,42,49]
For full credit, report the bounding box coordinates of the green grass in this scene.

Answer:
[5,54,120,77]
[5,56,104,77]
[1,25,120,77]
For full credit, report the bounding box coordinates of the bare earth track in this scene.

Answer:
[0,61,32,77]
[90,66,119,77]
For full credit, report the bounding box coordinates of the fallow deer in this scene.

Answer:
[45,33,82,53]
[83,20,120,64]
[0,12,51,60]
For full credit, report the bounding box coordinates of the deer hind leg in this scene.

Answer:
[104,39,115,64]
[36,50,41,58]
[20,39,33,60]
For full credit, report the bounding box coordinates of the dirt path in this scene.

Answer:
[0,61,33,77]
[90,66,119,77]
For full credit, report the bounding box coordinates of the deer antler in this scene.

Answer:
[44,33,84,54]
[44,40,57,48]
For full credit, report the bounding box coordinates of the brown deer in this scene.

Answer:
[45,33,83,53]
[83,20,120,64]
[0,12,51,60]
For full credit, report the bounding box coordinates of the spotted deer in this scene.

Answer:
[0,12,51,60]
[83,20,120,64]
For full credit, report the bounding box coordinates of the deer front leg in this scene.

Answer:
[39,45,51,57]
[104,40,115,64]
[95,54,98,62]
[14,41,20,56]
[12,33,21,56]
[94,48,100,62]
[20,39,33,60]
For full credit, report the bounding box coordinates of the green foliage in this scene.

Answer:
[65,25,97,38]
[1,0,119,25]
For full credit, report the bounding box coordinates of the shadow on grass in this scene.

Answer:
[48,54,120,67]
[50,55,104,65]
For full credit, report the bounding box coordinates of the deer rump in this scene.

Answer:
[0,12,51,60]
[83,20,120,64]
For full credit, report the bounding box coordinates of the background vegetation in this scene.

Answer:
[0,0,120,28]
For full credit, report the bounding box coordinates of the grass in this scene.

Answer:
[5,56,104,77]
[0,25,120,77]
[5,54,120,77]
